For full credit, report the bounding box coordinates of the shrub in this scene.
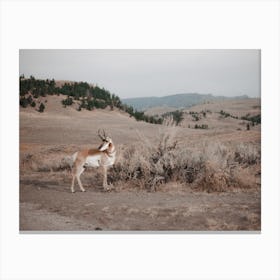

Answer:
[241,114,261,125]
[61,96,73,107]
[27,95,33,104]
[38,103,45,112]
[22,137,260,193]
[86,100,94,111]
[20,97,29,108]
[111,135,261,192]
[233,143,260,165]
[194,124,208,129]
[162,110,184,125]
[220,110,238,119]
[220,110,230,118]
[192,114,200,121]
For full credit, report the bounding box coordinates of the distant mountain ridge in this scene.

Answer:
[122,93,249,111]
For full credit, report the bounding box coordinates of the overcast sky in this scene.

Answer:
[19,49,260,99]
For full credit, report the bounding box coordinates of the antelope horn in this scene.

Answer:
[102,129,107,139]
[98,129,105,140]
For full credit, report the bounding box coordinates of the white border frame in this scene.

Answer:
[1,1,279,279]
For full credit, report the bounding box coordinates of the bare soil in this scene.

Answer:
[20,177,260,231]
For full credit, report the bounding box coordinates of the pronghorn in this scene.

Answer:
[70,129,116,193]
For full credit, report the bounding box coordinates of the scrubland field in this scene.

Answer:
[20,96,261,231]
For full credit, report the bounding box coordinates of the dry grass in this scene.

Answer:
[20,97,261,193]
[111,139,260,192]
[20,145,77,172]
[180,98,261,132]
[21,114,260,193]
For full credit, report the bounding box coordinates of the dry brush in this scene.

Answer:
[20,120,260,192]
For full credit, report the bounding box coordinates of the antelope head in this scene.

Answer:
[97,129,113,151]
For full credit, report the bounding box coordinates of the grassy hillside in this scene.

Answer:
[144,98,261,130]
[180,99,261,131]
[122,93,250,111]
[19,75,162,124]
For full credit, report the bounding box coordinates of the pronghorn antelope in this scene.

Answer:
[70,129,116,193]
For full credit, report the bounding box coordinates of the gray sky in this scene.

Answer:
[19,49,260,98]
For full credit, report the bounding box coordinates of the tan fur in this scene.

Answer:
[70,136,116,193]
[87,148,104,156]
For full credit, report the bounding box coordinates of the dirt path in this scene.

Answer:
[20,182,260,231]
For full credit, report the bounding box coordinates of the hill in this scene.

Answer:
[180,98,261,132]
[19,76,162,124]
[20,96,162,146]
[122,93,250,111]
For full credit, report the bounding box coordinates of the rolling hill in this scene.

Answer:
[122,93,250,111]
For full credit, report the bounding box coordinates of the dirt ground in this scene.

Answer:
[19,97,261,231]
[20,177,260,231]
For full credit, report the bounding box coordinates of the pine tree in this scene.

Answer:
[20,97,29,108]
[38,103,45,113]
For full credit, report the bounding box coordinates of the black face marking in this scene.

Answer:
[98,140,109,150]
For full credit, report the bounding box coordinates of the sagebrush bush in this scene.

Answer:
[234,143,260,165]
[110,126,260,191]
